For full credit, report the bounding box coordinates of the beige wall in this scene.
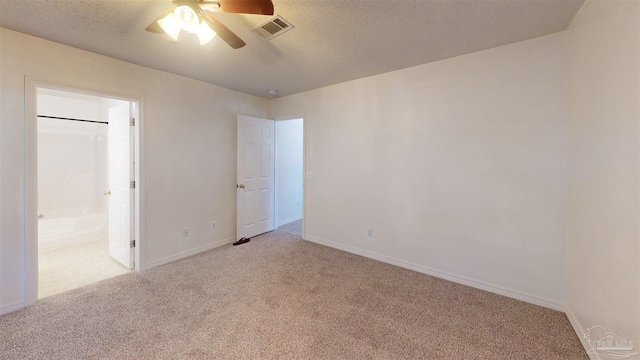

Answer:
[271,32,569,310]
[565,0,640,351]
[0,28,269,313]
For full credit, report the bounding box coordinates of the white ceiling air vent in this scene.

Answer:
[254,15,294,40]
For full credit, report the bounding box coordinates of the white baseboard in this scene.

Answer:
[304,235,564,311]
[0,300,27,315]
[277,216,302,227]
[144,236,235,270]
[565,307,601,360]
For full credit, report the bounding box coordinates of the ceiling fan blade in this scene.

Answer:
[145,8,174,34]
[201,12,246,49]
[216,0,274,15]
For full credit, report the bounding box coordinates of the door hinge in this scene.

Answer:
[130,117,135,126]
[130,180,136,189]
[130,240,135,248]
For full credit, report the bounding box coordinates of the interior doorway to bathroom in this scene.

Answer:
[35,87,136,299]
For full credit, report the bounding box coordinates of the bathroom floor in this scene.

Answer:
[38,238,131,299]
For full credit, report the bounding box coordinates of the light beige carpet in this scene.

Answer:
[38,238,131,299]
[278,219,302,237]
[1,229,587,359]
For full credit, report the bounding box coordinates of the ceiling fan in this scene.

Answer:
[146,0,274,49]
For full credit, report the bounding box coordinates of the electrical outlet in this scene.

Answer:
[367,229,374,238]
[211,222,217,231]
[182,228,189,238]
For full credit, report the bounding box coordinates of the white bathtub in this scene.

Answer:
[38,213,107,250]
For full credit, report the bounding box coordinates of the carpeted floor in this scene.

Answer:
[0,229,587,359]
[278,219,302,237]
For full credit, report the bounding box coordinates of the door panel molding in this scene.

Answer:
[237,115,275,240]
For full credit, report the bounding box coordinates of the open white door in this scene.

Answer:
[237,115,275,240]
[107,102,134,269]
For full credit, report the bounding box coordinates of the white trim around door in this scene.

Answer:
[24,77,145,305]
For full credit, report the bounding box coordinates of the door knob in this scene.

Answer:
[238,184,245,189]
[103,190,111,195]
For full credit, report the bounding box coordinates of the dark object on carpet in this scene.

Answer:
[233,237,250,246]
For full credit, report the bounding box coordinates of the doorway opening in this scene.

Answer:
[35,87,137,299]
[275,118,304,237]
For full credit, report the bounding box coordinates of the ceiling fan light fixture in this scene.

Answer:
[174,5,200,33]
[157,13,181,41]
[196,22,217,45]
[147,0,273,49]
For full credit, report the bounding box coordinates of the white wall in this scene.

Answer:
[275,118,303,226]
[0,28,269,314]
[565,0,640,352]
[270,32,569,310]
[37,90,101,121]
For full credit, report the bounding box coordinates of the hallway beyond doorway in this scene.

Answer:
[278,219,302,238]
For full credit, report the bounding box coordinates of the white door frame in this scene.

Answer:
[24,78,145,305]
[273,116,306,240]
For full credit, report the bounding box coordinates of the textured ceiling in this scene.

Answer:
[0,0,584,98]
